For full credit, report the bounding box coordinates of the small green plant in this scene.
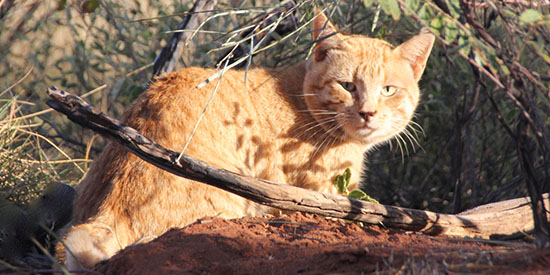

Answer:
[334,168,379,204]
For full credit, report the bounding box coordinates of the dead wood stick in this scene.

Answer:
[152,0,219,77]
[46,86,548,239]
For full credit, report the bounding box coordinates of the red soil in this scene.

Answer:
[94,213,550,274]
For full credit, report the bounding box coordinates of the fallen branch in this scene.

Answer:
[46,86,548,239]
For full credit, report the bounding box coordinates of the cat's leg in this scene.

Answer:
[196,157,273,218]
[64,220,127,271]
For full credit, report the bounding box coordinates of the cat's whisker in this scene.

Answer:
[404,126,422,142]
[399,119,423,132]
[408,123,425,139]
[401,129,417,153]
[312,134,330,158]
[292,116,341,141]
[310,117,341,148]
[296,109,335,112]
[384,123,412,156]
[305,112,341,116]
[396,136,406,162]
[307,117,343,137]
[295,109,339,115]
[406,120,424,132]
[288,93,318,97]
[312,122,343,158]
[383,118,425,154]
[297,118,331,129]
[325,127,344,159]
[299,124,326,140]
[294,116,339,135]
[390,118,425,137]
[295,115,336,127]
[394,132,409,162]
[310,110,340,114]
[386,124,416,153]
[403,127,423,152]
[293,120,330,140]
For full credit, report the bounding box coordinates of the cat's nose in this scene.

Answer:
[359,110,377,122]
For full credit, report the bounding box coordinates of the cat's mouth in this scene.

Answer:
[356,125,375,136]
[334,113,377,139]
[359,123,373,130]
[345,119,377,138]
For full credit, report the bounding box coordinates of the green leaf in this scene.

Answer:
[363,0,375,8]
[457,36,471,56]
[429,16,444,33]
[342,168,351,183]
[417,4,429,21]
[519,9,542,24]
[334,175,346,194]
[444,21,458,44]
[527,40,550,65]
[500,8,517,19]
[349,190,380,204]
[447,0,461,19]
[473,48,485,67]
[81,0,100,13]
[489,55,510,76]
[404,0,420,11]
[362,194,380,204]
[379,0,401,21]
[334,168,352,194]
[56,0,66,10]
[348,190,367,200]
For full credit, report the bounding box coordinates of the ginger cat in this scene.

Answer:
[64,11,434,270]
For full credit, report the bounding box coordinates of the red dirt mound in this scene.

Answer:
[94,213,550,274]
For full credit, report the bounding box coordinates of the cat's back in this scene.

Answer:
[122,66,301,142]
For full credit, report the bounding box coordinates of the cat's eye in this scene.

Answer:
[381,86,398,97]
[340,82,357,93]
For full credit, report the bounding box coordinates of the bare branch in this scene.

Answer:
[152,0,219,77]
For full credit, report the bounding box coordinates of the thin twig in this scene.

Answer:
[0,64,34,98]
[176,57,230,162]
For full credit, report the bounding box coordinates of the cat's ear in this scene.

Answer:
[312,9,347,62]
[395,28,435,81]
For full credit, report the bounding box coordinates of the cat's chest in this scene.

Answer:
[276,139,365,193]
[229,128,365,193]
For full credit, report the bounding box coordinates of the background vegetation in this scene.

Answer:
[1,0,549,220]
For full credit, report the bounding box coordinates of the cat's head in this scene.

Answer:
[303,11,434,148]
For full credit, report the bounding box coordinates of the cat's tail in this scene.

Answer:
[63,222,124,272]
